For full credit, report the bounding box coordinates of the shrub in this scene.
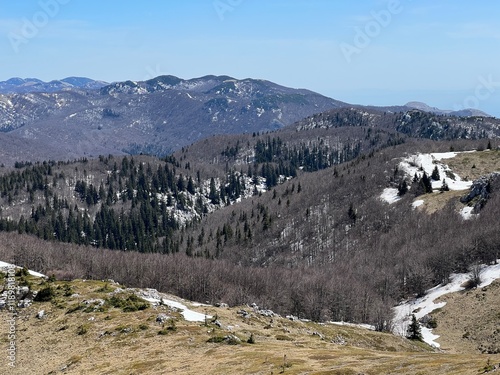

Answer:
[15,267,29,277]
[106,293,148,312]
[34,286,55,302]
[77,324,88,335]
[247,333,256,344]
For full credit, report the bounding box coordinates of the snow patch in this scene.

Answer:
[460,206,475,220]
[380,188,401,204]
[0,260,46,278]
[329,321,375,330]
[412,199,424,208]
[393,260,500,347]
[399,152,472,191]
[161,299,209,322]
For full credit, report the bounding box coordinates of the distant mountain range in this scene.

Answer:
[404,101,491,117]
[0,75,496,165]
[0,75,348,164]
[0,77,108,93]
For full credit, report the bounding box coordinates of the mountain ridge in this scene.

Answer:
[0,77,108,94]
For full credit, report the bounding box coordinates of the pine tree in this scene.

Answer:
[406,314,422,341]
[209,177,220,204]
[187,176,196,195]
[440,179,449,192]
[421,172,433,194]
[431,166,440,181]
[398,180,408,196]
[348,203,357,224]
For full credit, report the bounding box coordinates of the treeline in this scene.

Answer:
[395,110,488,140]
[254,136,362,172]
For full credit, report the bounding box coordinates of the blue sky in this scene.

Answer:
[1,0,499,116]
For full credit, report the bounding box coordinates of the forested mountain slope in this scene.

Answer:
[0,121,498,331]
[0,75,346,165]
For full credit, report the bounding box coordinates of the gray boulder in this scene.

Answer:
[460,173,500,212]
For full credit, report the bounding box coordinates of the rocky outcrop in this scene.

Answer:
[460,173,500,213]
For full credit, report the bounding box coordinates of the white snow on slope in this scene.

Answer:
[400,152,473,191]
[460,206,474,220]
[162,299,209,322]
[0,260,46,278]
[412,199,424,208]
[393,260,500,348]
[380,188,401,204]
[139,290,210,322]
[381,151,474,205]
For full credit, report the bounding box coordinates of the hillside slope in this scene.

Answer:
[1,271,499,375]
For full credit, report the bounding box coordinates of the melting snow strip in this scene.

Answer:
[0,260,46,278]
[393,260,500,348]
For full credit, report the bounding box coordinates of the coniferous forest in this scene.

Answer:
[0,115,499,329]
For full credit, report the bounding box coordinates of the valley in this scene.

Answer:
[0,75,499,374]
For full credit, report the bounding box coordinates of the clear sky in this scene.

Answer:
[1,0,499,116]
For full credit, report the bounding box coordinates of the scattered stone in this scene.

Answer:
[214,320,223,328]
[36,310,45,319]
[312,331,324,340]
[258,309,276,317]
[17,286,30,299]
[18,299,32,308]
[224,334,241,344]
[215,302,228,308]
[332,335,347,345]
[82,298,105,311]
[156,313,170,324]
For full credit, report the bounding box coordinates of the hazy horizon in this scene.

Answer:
[1,0,499,116]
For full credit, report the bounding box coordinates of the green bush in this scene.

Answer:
[77,324,88,335]
[106,293,148,312]
[34,286,55,302]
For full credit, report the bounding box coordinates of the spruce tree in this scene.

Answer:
[421,172,433,194]
[398,180,408,196]
[440,179,449,192]
[407,314,423,341]
[431,166,440,181]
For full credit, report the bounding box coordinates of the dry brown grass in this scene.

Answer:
[1,276,500,375]
[431,279,500,355]
[444,149,500,181]
[413,190,465,214]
